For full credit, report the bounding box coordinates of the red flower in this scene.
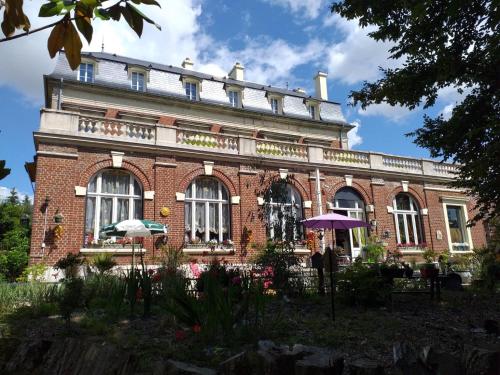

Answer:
[152,273,161,282]
[175,330,187,341]
[192,324,201,333]
[136,288,143,301]
[148,269,155,275]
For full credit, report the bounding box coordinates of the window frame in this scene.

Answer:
[442,199,473,253]
[84,170,143,247]
[78,62,95,83]
[131,71,145,92]
[305,100,320,120]
[266,183,304,241]
[333,188,366,257]
[392,193,425,249]
[267,94,283,115]
[184,178,231,243]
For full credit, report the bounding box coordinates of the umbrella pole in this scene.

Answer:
[329,223,335,322]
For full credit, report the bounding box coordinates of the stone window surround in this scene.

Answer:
[441,197,473,253]
[266,93,284,115]
[305,99,320,120]
[127,65,150,92]
[78,57,98,83]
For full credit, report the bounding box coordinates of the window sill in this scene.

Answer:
[398,248,424,253]
[182,248,235,255]
[80,248,146,254]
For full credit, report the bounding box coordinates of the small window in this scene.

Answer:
[228,90,239,107]
[185,82,197,100]
[78,63,94,83]
[307,104,318,119]
[270,98,280,114]
[131,72,145,91]
[445,204,471,251]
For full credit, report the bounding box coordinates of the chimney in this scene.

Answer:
[294,88,306,94]
[228,62,244,81]
[181,57,194,70]
[314,71,328,100]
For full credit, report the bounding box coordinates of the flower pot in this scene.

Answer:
[420,267,439,279]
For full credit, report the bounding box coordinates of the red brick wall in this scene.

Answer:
[29,143,488,266]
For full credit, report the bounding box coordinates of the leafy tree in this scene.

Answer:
[0,0,161,69]
[0,192,31,281]
[331,0,499,223]
[0,160,9,181]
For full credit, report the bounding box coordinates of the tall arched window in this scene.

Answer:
[84,169,143,246]
[392,193,424,246]
[332,187,366,257]
[185,177,230,243]
[266,183,304,241]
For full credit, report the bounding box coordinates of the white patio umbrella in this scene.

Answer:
[100,219,168,270]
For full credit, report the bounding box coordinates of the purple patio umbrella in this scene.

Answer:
[302,212,370,321]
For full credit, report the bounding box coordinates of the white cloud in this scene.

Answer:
[324,14,401,85]
[0,186,32,203]
[347,121,362,148]
[440,103,454,120]
[358,102,414,122]
[261,0,327,20]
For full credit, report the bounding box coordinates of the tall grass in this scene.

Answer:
[0,282,60,315]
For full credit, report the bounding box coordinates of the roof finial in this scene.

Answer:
[101,36,105,53]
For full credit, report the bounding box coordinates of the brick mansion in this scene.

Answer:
[26,52,487,268]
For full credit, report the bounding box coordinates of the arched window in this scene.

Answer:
[266,183,304,241]
[392,193,424,246]
[332,187,366,257]
[185,177,230,243]
[84,169,143,246]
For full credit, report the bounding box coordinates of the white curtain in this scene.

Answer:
[100,198,113,226]
[209,203,218,233]
[85,197,95,233]
[117,198,129,222]
[195,202,205,234]
[102,172,129,194]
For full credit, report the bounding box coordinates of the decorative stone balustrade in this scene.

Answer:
[382,156,422,172]
[78,116,155,142]
[176,130,238,152]
[39,109,461,180]
[433,163,459,176]
[256,140,308,160]
[323,149,370,166]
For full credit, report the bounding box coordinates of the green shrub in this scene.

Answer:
[0,282,60,316]
[55,253,84,279]
[16,263,47,282]
[58,278,84,326]
[361,242,384,263]
[91,253,117,275]
[337,260,390,307]
[0,248,29,281]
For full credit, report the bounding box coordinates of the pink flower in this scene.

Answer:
[263,280,273,289]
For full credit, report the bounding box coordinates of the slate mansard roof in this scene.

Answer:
[48,52,349,126]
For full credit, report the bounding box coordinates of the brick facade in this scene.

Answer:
[29,143,488,266]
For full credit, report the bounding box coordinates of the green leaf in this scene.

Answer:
[140,0,161,7]
[107,4,122,21]
[75,2,93,43]
[127,2,161,30]
[47,21,66,58]
[39,2,64,17]
[81,0,99,6]
[75,14,93,44]
[63,21,83,70]
[122,4,143,37]
[94,7,110,20]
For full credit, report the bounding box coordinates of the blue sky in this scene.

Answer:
[0,0,463,200]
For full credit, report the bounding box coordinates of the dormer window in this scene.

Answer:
[306,100,319,120]
[271,98,279,114]
[228,90,239,107]
[78,62,94,83]
[185,82,197,100]
[131,72,144,91]
[268,94,283,115]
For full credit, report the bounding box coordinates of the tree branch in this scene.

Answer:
[0,19,64,43]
